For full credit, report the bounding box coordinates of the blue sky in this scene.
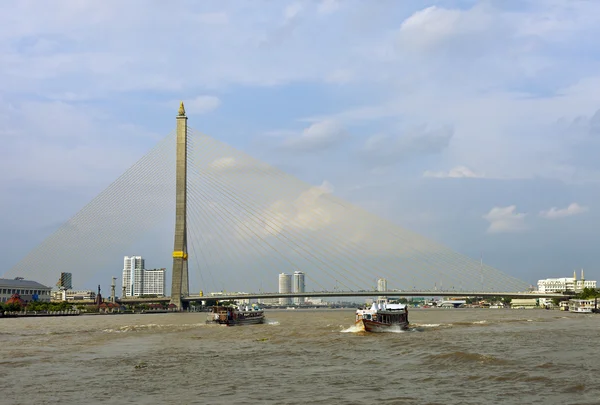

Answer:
[2,0,600,291]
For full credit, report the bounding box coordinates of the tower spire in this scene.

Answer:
[170,102,189,310]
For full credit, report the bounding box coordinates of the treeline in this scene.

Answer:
[575,287,600,300]
[0,300,73,313]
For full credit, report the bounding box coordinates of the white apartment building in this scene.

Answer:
[537,270,596,308]
[377,277,388,302]
[293,271,305,304]
[143,269,166,297]
[123,256,144,297]
[278,273,292,306]
[122,256,166,297]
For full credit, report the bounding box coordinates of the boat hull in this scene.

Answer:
[206,308,265,326]
[356,319,409,332]
[569,308,593,314]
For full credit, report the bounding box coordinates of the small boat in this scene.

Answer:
[355,300,409,332]
[206,304,265,326]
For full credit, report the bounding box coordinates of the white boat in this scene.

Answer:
[568,299,594,313]
[355,300,409,332]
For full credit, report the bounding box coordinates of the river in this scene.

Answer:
[1,308,598,404]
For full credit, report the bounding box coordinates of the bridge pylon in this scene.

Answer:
[170,102,189,309]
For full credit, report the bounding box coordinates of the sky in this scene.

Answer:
[2,0,600,292]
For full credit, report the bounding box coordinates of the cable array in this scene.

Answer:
[4,126,529,294]
[4,133,176,288]
[184,128,528,293]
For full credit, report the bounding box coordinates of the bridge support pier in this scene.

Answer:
[170,102,189,310]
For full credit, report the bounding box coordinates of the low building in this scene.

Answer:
[51,290,96,301]
[511,298,538,309]
[0,278,52,303]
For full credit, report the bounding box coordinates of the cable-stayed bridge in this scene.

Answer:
[3,104,537,309]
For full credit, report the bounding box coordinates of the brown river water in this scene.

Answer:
[1,308,599,405]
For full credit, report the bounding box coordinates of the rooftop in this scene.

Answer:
[0,278,51,289]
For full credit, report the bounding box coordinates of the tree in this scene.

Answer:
[5,302,21,312]
[576,288,600,300]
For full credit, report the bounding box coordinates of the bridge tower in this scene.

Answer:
[170,102,189,309]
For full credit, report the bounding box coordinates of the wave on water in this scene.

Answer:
[427,351,509,365]
[102,322,206,333]
[266,320,280,325]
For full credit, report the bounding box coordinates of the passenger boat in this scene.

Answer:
[568,299,594,314]
[355,300,409,332]
[206,304,265,326]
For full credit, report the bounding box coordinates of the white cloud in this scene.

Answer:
[284,3,303,21]
[193,12,229,25]
[483,205,528,234]
[325,69,354,84]
[282,120,348,152]
[423,166,484,179]
[539,203,589,219]
[184,96,221,115]
[363,126,453,169]
[210,157,236,169]
[317,0,340,16]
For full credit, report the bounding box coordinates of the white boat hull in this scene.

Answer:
[569,308,593,313]
[356,319,409,333]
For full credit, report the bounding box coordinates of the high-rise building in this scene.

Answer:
[144,268,166,296]
[123,256,145,297]
[57,272,72,290]
[122,256,165,297]
[377,278,387,292]
[293,271,305,304]
[377,277,387,302]
[278,273,292,305]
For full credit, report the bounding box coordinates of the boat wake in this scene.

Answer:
[102,323,206,333]
[341,324,410,333]
[266,320,280,326]
[341,324,364,333]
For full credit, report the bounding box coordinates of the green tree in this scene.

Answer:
[576,288,600,299]
[5,302,21,312]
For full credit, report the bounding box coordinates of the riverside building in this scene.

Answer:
[293,271,305,304]
[0,278,52,303]
[537,270,596,293]
[537,270,597,307]
[278,273,292,305]
[122,256,166,297]
[377,277,388,302]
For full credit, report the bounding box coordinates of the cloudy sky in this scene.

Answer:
[2,0,600,290]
